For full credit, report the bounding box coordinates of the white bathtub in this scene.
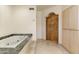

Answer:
[0,36,28,48]
[0,35,32,54]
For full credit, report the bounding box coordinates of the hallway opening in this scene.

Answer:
[36,5,62,54]
[36,5,72,54]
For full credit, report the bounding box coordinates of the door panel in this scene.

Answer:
[46,13,58,42]
[62,30,70,50]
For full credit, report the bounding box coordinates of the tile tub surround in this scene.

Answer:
[0,34,32,54]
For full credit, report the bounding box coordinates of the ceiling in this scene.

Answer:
[37,5,55,11]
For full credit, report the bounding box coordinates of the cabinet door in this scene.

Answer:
[62,30,70,50]
[68,6,78,29]
[70,31,79,53]
[67,30,74,53]
[62,6,78,29]
[62,8,69,29]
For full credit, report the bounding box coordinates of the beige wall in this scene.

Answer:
[36,11,43,39]
[12,6,36,40]
[0,5,36,41]
[0,6,13,37]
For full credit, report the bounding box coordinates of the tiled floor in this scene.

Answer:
[19,39,35,54]
[35,39,69,54]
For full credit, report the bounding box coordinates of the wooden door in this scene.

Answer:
[46,12,58,42]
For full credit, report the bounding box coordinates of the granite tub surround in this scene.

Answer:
[0,34,32,54]
[0,34,32,40]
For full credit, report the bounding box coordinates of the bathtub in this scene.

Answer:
[0,34,32,54]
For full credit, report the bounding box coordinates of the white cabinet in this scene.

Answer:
[62,8,70,29]
[62,30,70,50]
[70,31,79,53]
[62,6,79,53]
[62,6,78,29]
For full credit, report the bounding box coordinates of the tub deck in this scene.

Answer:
[0,34,32,54]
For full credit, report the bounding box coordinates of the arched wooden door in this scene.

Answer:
[46,12,58,43]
